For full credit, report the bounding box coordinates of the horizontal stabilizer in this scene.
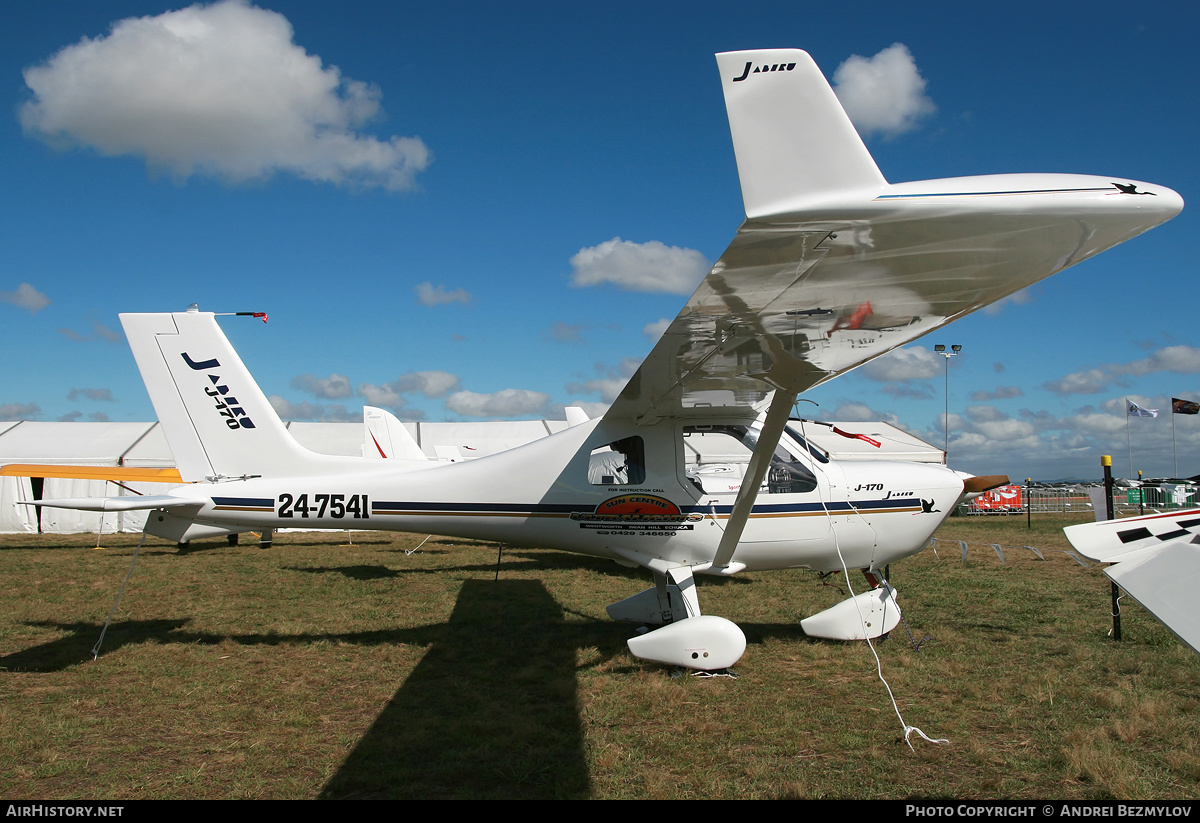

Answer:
[21,495,197,512]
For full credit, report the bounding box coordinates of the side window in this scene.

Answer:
[588,436,646,486]
[682,425,816,495]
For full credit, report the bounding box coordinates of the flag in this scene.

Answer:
[831,426,881,448]
[1173,398,1200,415]
[1128,401,1159,418]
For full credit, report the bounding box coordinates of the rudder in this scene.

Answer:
[120,308,318,481]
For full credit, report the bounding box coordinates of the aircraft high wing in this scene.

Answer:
[613,50,1180,424]
[13,48,1181,672]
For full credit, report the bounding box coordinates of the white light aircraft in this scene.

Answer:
[19,49,1181,671]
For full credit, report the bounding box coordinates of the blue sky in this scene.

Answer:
[1,0,1197,482]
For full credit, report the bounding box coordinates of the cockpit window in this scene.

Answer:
[588,436,646,485]
[682,424,817,494]
[785,424,830,463]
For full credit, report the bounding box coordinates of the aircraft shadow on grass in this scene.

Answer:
[1,576,812,798]
[319,578,592,799]
[285,549,755,584]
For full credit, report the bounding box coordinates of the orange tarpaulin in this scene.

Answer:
[0,464,183,483]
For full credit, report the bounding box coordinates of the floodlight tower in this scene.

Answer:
[934,344,962,464]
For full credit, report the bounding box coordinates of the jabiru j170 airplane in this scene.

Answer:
[15,48,1182,671]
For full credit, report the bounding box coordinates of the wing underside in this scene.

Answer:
[604,49,1181,424]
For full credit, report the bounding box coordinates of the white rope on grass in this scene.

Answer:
[833,522,949,751]
[406,534,433,556]
[798,414,948,751]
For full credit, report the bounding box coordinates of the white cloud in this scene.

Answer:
[0,402,40,419]
[860,346,943,382]
[1065,412,1127,437]
[570,237,709,294]
[550,321,583,343]
[643,318,671,342]
[57,322,123,343]
[356,383,406,410]
[356,371,460,414]
[445,389,550,418]
[983,287,1034,315]
[1120,345,1200,376]
[566,358,640,403]
[290,373,352,399]
[0,283,50,313]
[973,418,1036,441]
[385,371,460,398]
[825,402,901,427]
[20,0,430,190]
[67,388,115,402]
[1043,368,1110,395]
[880,383,935,400]
[267,395,356,422]
[415,281,471,306]
[1040,346,1200,397]
[971,386,1024,401]
[832,43,935,138]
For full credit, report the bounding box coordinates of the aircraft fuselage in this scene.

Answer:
[148,416,963,574]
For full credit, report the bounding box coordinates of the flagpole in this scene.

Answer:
[1126,397,1133,479]
[1173,408,1178,478]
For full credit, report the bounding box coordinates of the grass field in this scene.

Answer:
[3,513,1199,799]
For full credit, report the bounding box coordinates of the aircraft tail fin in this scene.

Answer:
[363,405,426,460]
[716,48,886,218]
[120,309,319,482]
[564,406,590,427]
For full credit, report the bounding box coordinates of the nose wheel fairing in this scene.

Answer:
[800,579,901,640]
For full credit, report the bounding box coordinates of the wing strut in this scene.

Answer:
[710,389,794,570]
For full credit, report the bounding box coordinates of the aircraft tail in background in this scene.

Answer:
[363,405,426,460]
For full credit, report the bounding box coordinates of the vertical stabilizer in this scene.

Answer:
[564,406,590,427]
[363,405,426,460]
[716,49,886,219]
[120,309,317,481]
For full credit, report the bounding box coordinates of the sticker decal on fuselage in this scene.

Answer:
[571,494,703,536]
